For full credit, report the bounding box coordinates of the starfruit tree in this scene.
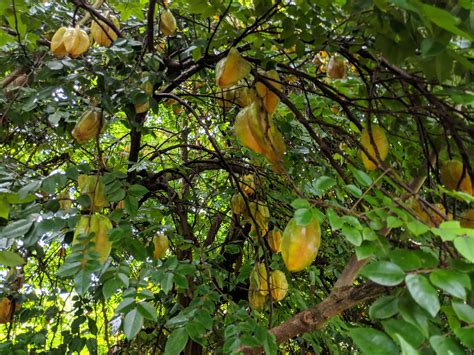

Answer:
[0,0,473,354]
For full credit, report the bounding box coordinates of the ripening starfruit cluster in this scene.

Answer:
[51,25,90,58]
[215,49,286,173]
[230,175,271,237]
[73,214,112,263]
[248,263,288,310]
[359,124,389,171]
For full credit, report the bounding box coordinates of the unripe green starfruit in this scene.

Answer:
[78,175,108,211]
[216,47,251,88]
[153,233,169,260]
[160,9,177,36]
[281,216,321,272]
[270,270,288,301]
[359,124,389,171]
[72,110,103,144]
[91,12,120,47]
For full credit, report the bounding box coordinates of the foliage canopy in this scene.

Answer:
[0,0,473,354]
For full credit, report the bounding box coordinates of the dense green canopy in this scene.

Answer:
[0,0,473,353]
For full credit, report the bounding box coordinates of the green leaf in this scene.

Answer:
[346,184,362,197]
[327,209,343,230]
[74,270,92,296]
[369,296,399,319]
[454,236,474,263]
[102,278,122,299]
[452,301,474,323]
[1,219,33,239]
[294,208,313,226]
[429,335,464,355]
[123,309,143,340]
[137,302,157,321]
[0,197,10,219]
[350,327,398,355]
[0,250,25,267]
[313,176,336,193]
[387,216,403,228]
[395,334,418,355]
[405,274,440,317]
[165,327,188,355]
[291,198,311,209]
[350,167,373,187]
[124,195,139,217]
[405,220,429,236]
[361,261,405,286]
[429,270,470,300]
[128,184,149,198]
[341,225,362,246]
[421,5,473,40]
[453,327,474,348]
[382,318,425,348]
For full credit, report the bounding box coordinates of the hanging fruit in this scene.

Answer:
[235,86,257,108]
[58,190,72,211]
[267,229,281,253]
[0,297,13,323]
[234,102,267,154]
[78,175,108,211]
[461,209,474,228]
[240,174,256,196]
[52,25,90,58]
[3,74,28,100]
[256,70,282,114]
[215,47,251,88]
[73,214,112,263]
[281,216,321,272]
[230,193,245,215]
[90,12,120,47]
[245,202,270,236]
[135,79,154,113]
[248,289,266,310]
[153,233,169,260]
[326,56,346,79]
[160,9,177,36]
[440,160,472,195]
[269,270,288,301]
[250,263,269,296]
[50,27,69,58]
[359,124,389,171]
[234,102,286,173]
[72,110,103,144]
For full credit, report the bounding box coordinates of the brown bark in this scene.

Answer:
[241,283,388,354]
